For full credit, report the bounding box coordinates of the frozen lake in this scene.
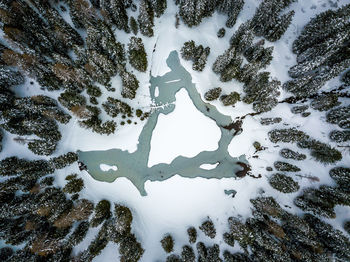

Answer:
[78,51,246,195]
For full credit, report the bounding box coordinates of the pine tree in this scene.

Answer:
[329,130,350,143]
[130,16,139,35]
[204,87,222,101]
[216,0,244,28]
[91,200,112,227]
[297,138,342,164]
[151,0,167,17]
[326,105,350,129]
[161,234,175,253]
[100,0,130,32]
[138,0,155,37]
[268,128,309,143]
[280,148,306,160]
[120,69,140,99]
[102,97,132,117]
[250,0,296,42]
[67,0,101,29]
[243,72,280,112]
[269,173,299,193]
[220,92,240,106]
[177,0,217,28]
[284,4,350,97]
[128,37,148,72]
[310,93,340,111]
[181,40,210,71]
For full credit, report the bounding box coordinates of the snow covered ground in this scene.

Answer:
[148,88,221,166]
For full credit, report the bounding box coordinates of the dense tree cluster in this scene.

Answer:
[63,174,84,194]
[176,0,244,28]
[166,196,350,261]
[284,4,350,97]
[180,40,210,71]
[212,21,280,112]
[269,128,342,164]
[0,154,144,261]
[102,97,132,118]
[326,105,350,129]
[128,37,148,72]
[250,0,295,42]
[220,91,241,106]
[0,0,148,139]
[1,73,68,155]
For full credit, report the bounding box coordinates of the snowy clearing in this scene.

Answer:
[148,88,221,167]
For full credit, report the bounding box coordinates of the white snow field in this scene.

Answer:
[148,88,221,167]
[99,164,118,172]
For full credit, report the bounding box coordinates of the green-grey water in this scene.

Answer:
[78,51,246,196]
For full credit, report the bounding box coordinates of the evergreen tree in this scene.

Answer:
[66,0,101,29]
[216,0,244,28]
[326,105,350,129]
[229,22,254,54]
[151,0,167,17]
[250,0,296,42]
[242,72,280,112]
[120,69,140,99]
[86,21,126,66]
[217,28,225,38]
[243,40,273,70]
[79,106,117,135]
[181,245,195,262]
[199,218,216,239]
[304,214,350,261]
[181,40,210,71]
[63,174,84,194]
[268,128,309,143]
[260,117,282,125]
[102,97,132,117]
[269,173,299,193]
[279,148,306,160]
[212,47,243,82]
[161,234,175,253]
[297,138,342,164]
[68,221,89,247]
[274,161,300,172]
[128,37,148,72]
[342,69,350,85]
[0,129,3,152]
[329,167,350,190]
[329,130,350,143]
[130,16,139,35]
[310,93,340,111]
[177,0,216,27]
[100,0,130,32]
[91,200,112,227]
[220,92,240,106]
[204,87,222,101]
[284,4,350,97]
[187,227,197,244]
[138,0,155,37]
